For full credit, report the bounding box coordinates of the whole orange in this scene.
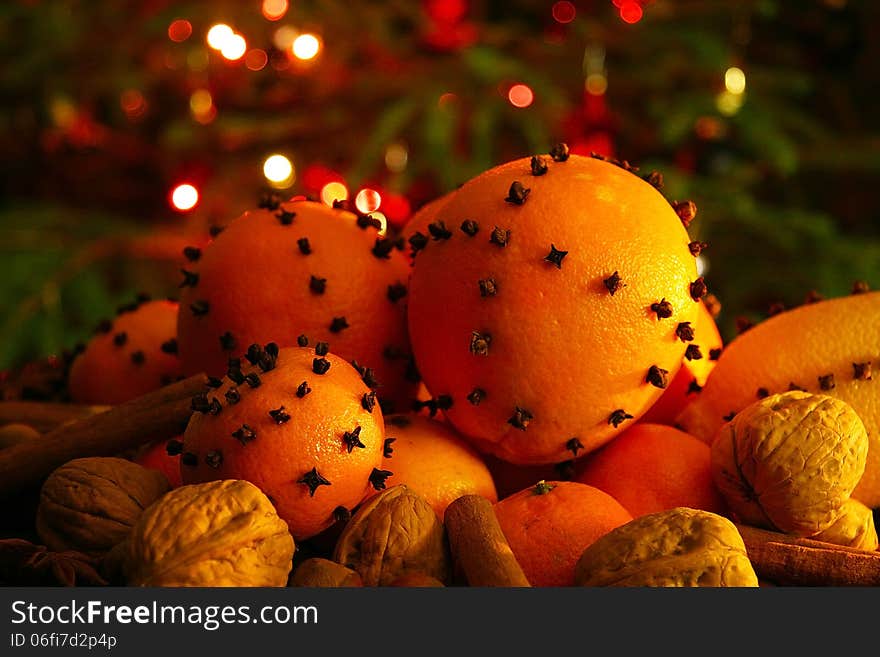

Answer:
[408,151,700,464]
[493,480,632,586]
[68,299,182,404]
[176,200,414,407]
[181,343,386,540]
[577,423,725,518]
[381,414,497,518]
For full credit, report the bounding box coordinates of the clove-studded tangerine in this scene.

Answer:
[181,345,385,540]
[68,299,183,404]
[176,200,413,408]
[407,153,699,464]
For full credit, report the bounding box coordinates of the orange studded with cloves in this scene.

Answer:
[407,150,699,464]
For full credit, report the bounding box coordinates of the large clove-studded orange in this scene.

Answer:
[180,345,385,540]
[407,152,699,464]
[176,200,413,407]
[68,299,183,404]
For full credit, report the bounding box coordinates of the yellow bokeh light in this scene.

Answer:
[716,90,744,116]
[585,73,608,96]
[206,24,234,50]
[724,67,746,95]
[273,25,298,50]
[320,181,348,206]
[292,34,320,60]
[189,89,213,115]
[171,184,199,211]
[263,154,294,187]
[355,188,382,214]
[221,34,247,60]
[384,143,408,172]
[50,97,76,128]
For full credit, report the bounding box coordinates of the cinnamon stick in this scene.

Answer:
[737,524,880,586]
[0,401,110,433]
[445,494,531,587]
[0,373,207,497]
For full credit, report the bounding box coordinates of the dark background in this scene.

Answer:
[1,0,878,372]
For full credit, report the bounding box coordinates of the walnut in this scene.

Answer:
[124,480,294,587]
[36,457,170,556]
[290,558,362,587]
[333,484,450,586]
[575,507,758,587]
[811,499,878,551]
[711,392,868,536]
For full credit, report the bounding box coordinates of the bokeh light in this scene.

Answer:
[716,90,744,116]
[355,188,382,214]
[585,73,608,95]
[262,0,289,21]
[170,184,199,211]
[221,34,247,61]
[189,89,212,114]
[206,24,234,50]
[724,67,746,95]
[245,49,268,71]
[552,1,576,24]
[273,25,297,50]
[384,143,408,172]
[168,19,192,43]
[263,154,295,187]
[120,89,146,118]
[320,181,348,206]
[619,2,643,24]
[292,34,320,60]
[508,84,534,108]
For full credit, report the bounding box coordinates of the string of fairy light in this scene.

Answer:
[166,0,748,232]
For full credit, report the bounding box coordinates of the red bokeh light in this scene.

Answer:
[619,2,643,24]
[508,84,534,108]
[552,1,576,24]
[168,19,192,42]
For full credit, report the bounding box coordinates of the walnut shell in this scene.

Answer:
[36,457,170,556]
[290,558,362,587]
[575,507,758,587]
[812,499,878,551]
[124,480,294,587]
[711,392,868,536]
[333,484,450,586]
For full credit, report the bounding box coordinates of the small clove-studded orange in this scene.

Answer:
[68,299,182,404]
[408,151,699,464]
[181,344,385,540]
[176,200,414,408]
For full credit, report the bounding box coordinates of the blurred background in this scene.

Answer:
[1,0,878,373]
